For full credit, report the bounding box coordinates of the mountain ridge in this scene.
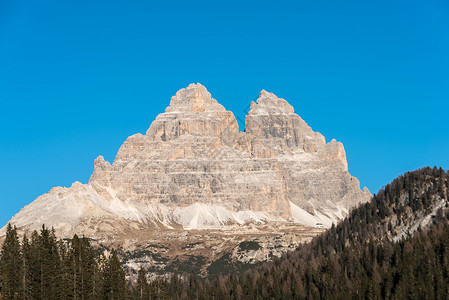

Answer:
[1,83,370,246]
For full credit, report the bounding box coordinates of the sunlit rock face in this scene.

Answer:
[2,83,371,239]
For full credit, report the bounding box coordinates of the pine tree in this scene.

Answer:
[79,236,96,300]
[148,279,168,300]
[94,253,107,299]
[136,267,148,300]
[0,223,23,300]
[59,238,72,299]
[103,251,127,300]
[21,234,33,300]
[27,230,42,300]
[37,225,62,300]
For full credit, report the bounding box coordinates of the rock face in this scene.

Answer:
[1,83,371,239]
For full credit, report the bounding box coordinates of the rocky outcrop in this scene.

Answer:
[1,83,371,239]
[146,84,239,145]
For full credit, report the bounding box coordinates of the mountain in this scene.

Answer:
[0,83,371,276]
[2,167,446,299]
[165,167,449,299]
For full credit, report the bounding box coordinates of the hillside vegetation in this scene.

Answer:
[0,225,128,299]
[159,167,449,299]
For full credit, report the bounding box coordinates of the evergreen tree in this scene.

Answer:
[27,230,42,300]
[102,251,127,300]
[0,223,23,299]
[65,235,97,300]
[59,238,72,299]
[79,236,96,299]
[136,267,148,300]
[148,279,168,300]
[37,225,62,300]
[21,234,33,300]
[94,253,108,299]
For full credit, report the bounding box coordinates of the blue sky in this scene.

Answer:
[1,0,448,226]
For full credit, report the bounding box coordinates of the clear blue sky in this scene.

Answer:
[1,0,448,227]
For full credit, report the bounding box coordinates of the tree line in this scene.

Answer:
[156,220,449,299]
[148,167,449,299]
[0,225,127,300]
[0,224,181,299]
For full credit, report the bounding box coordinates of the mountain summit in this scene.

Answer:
[2,84,371,239]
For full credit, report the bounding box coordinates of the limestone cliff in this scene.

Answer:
[1,83,371,239]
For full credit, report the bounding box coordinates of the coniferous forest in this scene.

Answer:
[156,167,449,299]
[0,225,128,300]
[1,167,449,299]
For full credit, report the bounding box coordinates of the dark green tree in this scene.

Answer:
[0,223,23,299]
[26,230,42,299]
[37,225,62,300]
[102,250,127,300]
[135,267,149,300]
[21,234,34,300]
[64,234,97,300]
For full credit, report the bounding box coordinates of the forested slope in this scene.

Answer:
[160,167,449,299]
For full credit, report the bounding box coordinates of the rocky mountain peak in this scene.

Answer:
[249,90,295,115]
[166,83,225,113]
[145,83,238,143]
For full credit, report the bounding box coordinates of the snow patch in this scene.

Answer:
[289,201,333,228]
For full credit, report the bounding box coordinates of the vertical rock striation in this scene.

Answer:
[2,83,371,238]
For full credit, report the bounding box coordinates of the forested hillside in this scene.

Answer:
[157,167,449,299]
